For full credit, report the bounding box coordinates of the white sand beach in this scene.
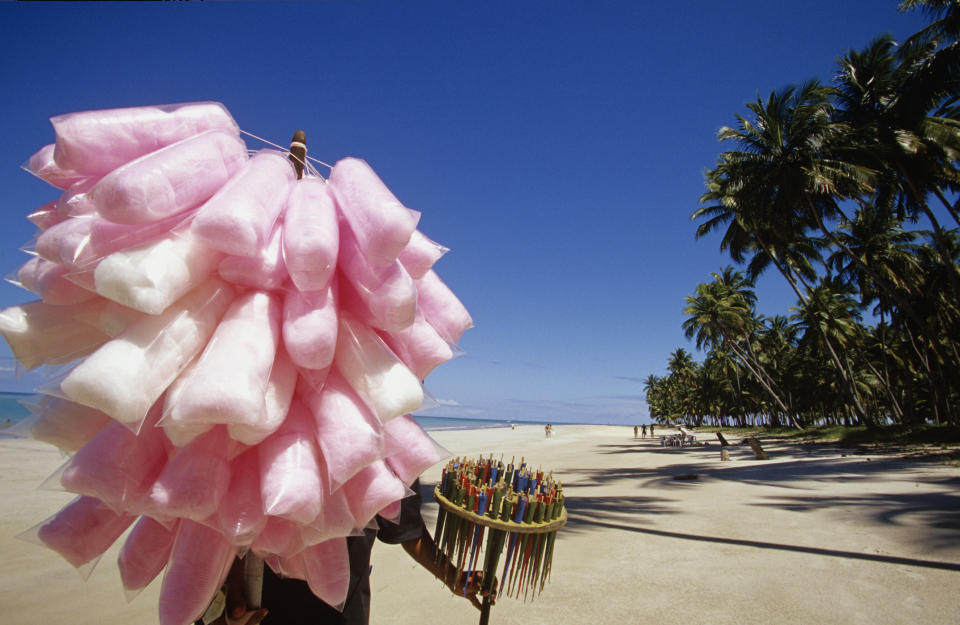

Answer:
[1,424,958,625]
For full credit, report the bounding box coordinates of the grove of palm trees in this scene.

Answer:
[645,1,960,433]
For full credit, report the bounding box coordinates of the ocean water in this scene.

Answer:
[0,392,34,425]
[0,392,546,432]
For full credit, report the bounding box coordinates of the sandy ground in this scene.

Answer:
[1,425,958,625]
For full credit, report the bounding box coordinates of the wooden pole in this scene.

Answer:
[241,130,308,613]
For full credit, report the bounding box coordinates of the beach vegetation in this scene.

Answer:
[649,2,960,433]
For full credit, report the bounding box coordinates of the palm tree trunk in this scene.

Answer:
[755,237,868,425]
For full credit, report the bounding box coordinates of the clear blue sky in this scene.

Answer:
[0,2,930,424]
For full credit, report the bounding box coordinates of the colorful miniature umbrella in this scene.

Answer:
[434,454,567,625]
[3,102,471,625]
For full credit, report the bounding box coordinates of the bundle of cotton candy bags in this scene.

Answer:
[4,102,471,625]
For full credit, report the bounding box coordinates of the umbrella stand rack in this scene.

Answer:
[432,455,567,625]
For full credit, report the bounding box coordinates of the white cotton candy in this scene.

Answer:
[335,313,423,423]
[90,129,248,224]
[192,150,295,257]
[282,178,339,292]
[0,299,110,369]
[227,344,296,446]
[52,102,239,177]
[328,157,420,267]
[163,290,281,431]
[60,280,235,424]
[282,282,338,371]
[94,231,224,315]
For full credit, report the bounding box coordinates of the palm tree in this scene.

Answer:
[695,83,870,422]
[791,277,874,425]
[833,33,960,230]
[682,272,802,428]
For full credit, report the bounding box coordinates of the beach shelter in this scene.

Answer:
[2,102,471,625]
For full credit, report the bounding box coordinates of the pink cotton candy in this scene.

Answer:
[335,313,423,423]
[192,150,294,257]
[23,143,87,189]
[28,396,111,453]
[275,552,308,580]
[164,290,281,430]
[383,415,448,486]
[302,370,384,490]
[227,344,297,446]
[282,178,339,292]
[302,538,351,609]
[417,269,473,343]
[52,102,238,177]
[0,299,110,369]
[159,519,236,625]
[60,400,168,510]
[218,223,288,290]
[61,279,235,424]
[90,129,248,225]
[37,495,136,569]
[218,448,266,546]
[398,230,448,279]
[118,517,178,593]
[27,201,66,230]
[36,211,193,269]
[251,516,303,559]
[379,309,455,381]
[338,224,416,332]
[54,178,98,218]
[17,256,96,305]
[147,427,234,521]
[341,461,408,529]
[301,482,358,546]
[258,400,323,525]
[328,158,420,267]
[379,499,402,523]
[282,281,338,371]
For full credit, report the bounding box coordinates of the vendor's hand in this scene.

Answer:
[208,560,268,625]
[445,569,497,611]
[209,607,267,625]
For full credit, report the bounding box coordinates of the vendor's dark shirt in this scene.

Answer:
[260,480,425,625]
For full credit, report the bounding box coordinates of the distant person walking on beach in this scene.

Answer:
[649,424,655,438]
[633,425,638,439]
[641,424,647,438]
